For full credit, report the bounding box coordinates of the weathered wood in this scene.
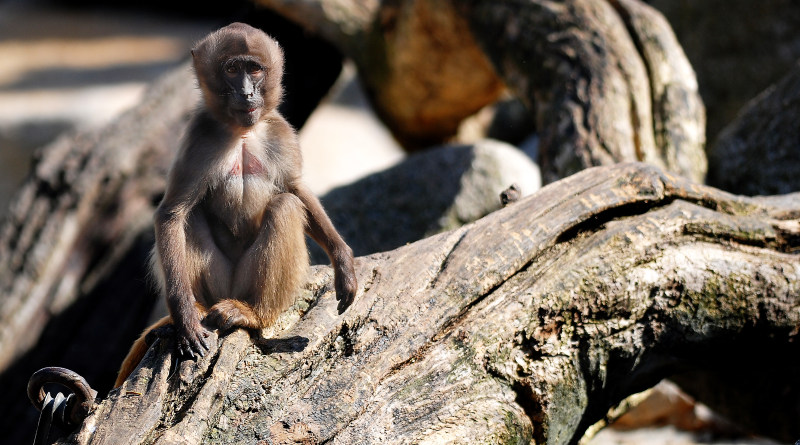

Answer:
[650,0,800,142]
[460,0,706,184]
[253,0,706,179]
[0,64,196,444]
[65,163,800,444]
[0,64,196,373]
[3,2,797,442]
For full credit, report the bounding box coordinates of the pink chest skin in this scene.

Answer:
[229,141,264,176]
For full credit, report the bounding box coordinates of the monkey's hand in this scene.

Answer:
[175,315,212,359]
[335,256,357,314]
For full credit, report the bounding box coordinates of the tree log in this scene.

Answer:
[0,65,194,374]
[650,0,800,142]
[3,2,797,442]
[460,0,706,184]
[66,163,800,444]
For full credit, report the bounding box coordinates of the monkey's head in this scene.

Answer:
[192,22,285,128]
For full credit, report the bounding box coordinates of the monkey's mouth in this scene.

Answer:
[231,107,259,117]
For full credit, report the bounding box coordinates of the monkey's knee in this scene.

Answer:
[264,194,308,260]
[264,193,306,228]
[264,193,309,269]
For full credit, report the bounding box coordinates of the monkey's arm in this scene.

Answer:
[292,183,357,312]
[154,163,212,358]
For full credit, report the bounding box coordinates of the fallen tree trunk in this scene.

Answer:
[0,65,194,374]
[68,163,800,444]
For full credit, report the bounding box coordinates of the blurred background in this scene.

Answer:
[0,0,406,218]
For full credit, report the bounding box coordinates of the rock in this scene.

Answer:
[610,380,737,434]
[457,96,537,148]
[311,139,541,263]
[707,61,800,196]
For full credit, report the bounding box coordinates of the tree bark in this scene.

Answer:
[650,0,800,143]
[0,65,198,444]
[3,1,798,443]
[65,163,800,444]
[0,65,195,374]
[460,0,706,184]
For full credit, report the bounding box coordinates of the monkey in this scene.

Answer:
[115,22,357,387]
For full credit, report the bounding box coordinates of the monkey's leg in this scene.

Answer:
[187,209,234,305]
[206,193,309,331]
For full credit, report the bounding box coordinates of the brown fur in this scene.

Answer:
[115,23,357,388]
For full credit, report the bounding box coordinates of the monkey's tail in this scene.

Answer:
[114,315,173,388]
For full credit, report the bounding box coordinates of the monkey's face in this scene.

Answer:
[192,23,285,129]
[221,56,267,127]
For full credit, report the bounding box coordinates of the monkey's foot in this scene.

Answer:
[144,324,176,347]
[205,299,260,331]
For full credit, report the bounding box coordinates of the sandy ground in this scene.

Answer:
[0,4,788,445]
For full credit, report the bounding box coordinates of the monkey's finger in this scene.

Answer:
[181,334,201,359]
[198,335,210,351]
[192,327,210,351]
[336,289,355,314]
[191,337,207,357]
[180,342,195,359]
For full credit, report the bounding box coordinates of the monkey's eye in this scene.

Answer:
[246,62,264,75]
[224,63,239,76]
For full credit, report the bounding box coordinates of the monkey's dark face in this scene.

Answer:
[192,23,285,130]
[222,56,267,127]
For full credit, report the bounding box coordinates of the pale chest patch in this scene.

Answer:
[209,134,277,229]
[228,138,265,177]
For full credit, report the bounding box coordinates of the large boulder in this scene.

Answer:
[311,139,541,263]
[707,62,800,196]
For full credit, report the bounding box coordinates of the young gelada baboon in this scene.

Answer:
[115,22,357,387]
